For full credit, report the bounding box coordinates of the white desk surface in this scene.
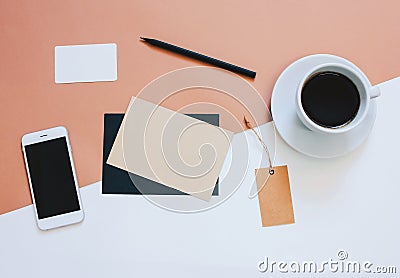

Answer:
[1,78,399,277]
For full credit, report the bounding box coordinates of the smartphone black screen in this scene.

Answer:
[25,137,80,219]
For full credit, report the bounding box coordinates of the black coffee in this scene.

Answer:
[301,71,360,128]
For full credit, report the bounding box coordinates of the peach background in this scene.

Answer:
[0,0,399,215]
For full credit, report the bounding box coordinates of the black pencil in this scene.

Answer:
[140,37,256,79]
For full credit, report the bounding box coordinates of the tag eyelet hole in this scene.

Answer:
[269,169,274,175]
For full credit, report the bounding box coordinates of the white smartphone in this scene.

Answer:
[22,126,84,230]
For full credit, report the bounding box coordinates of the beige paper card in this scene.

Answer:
[255,166,295,227]
[107,97,234,201]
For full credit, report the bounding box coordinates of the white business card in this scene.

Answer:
[55,43,117,84]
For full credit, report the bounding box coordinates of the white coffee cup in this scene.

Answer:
[296,63,380,134]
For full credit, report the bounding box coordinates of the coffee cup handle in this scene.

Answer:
[370,86,381,99]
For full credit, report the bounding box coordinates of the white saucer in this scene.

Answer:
[271,54,377,158]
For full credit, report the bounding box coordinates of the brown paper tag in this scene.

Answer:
[255,165,295,227]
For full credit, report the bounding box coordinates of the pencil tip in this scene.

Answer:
[140,37,145,40]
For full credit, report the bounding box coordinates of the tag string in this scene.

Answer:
[244,116,273,172]
[244,116,274,198]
